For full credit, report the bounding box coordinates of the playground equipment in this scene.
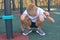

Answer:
[4,0,13,39]
[0,0,23,40]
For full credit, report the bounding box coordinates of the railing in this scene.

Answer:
[0,0,60,9]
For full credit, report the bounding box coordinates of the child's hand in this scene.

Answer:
[44,12,50,17]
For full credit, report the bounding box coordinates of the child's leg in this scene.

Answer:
[36,15,45,36]
[21,14,31,31]
[36,15,44,29]
[21,14,32,35]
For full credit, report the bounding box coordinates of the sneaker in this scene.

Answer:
[36,29,46,36]
[22,28,32,35]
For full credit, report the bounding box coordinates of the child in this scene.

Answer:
[20,3,55,36]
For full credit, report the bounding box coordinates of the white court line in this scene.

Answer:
[55,12,60,14]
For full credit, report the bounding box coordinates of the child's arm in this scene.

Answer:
[44,11,55,23]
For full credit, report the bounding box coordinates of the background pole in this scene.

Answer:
[48,0,50,11]
[4,0,13,39]
[12,0,15,10]
[20,0,23,14]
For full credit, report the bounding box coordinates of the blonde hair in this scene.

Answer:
[27,3,35,10]
[31,0,35,4]
[27,3,37,16]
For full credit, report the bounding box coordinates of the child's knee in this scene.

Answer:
[39,19,44,23]
[21,15,26,21]
[39,16,44,22]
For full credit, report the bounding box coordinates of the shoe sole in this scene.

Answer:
[36,31,45,36]
[22,30,32,35]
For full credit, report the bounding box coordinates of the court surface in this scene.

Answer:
[0,8,60,40]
